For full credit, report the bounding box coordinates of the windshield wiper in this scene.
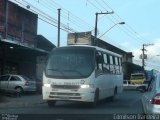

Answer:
[63,69,84,77]
[47,68,64,76]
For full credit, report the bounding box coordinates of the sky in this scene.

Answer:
[10,0,160,70]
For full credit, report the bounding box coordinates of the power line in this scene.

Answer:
[86,0,159,69]
[39,0,94,31]
[101,0,147,43]
[13,0,76,32]
[134,58,160,70]
[94,0,106,11]
[87,0,146,46]
[86,0,101,11]
[86,0,143,49]
[36,0,91,31]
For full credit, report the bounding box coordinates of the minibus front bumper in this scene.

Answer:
[42,86,95,102]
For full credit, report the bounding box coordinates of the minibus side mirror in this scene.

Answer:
[96,55,104,64]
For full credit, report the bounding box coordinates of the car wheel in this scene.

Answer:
[15,87,23,96]
[47,100,56,107]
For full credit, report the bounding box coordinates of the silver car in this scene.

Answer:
[0,74,36,94]
[140,72,160,114]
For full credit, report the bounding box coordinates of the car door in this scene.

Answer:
[8,75,22,92]
[142,77,156,114]
[0,75,10,91]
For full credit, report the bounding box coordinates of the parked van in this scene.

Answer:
[0,74,36,94]
[130,73,146,84]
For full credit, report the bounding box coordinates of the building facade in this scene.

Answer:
[0,0,55,79]
[67,31,133,63]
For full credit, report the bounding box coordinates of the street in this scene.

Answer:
[0,0,160,120]
[0,90,144,120]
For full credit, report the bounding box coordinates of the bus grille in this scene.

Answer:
[50,92,80,96]
[49,92,81,99]
[51,85,80,89]
[49,96,81,99]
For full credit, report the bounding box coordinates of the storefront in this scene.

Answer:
[0,0,55,78]
[0,39,50,78]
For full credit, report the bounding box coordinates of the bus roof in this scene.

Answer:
[54,45,122,57]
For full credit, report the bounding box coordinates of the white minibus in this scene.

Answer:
[42,45,123,107]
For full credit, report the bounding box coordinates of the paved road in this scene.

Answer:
[0,90,143,120]
[0,90,143,114]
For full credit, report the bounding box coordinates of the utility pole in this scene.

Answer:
[94,11,114,46]
[142,44,145,70]
[4,0,8,39]
[141,44,154,70]
[57,8,61,47]
[1,0,8,74]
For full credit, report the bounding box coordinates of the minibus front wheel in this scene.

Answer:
[89,89,99,107]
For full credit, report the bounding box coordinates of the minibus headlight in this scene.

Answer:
[80,84,94,88]
[44,84,51,87]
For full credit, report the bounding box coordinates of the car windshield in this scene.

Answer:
[20,75,34,81]
[45,47,95,79]
[131,75,144,80]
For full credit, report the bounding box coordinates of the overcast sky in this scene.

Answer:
[10,0,160,70]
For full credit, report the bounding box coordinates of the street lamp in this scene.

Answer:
[98,22,125,39]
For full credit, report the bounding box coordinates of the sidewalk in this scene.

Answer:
[0,94,46,108]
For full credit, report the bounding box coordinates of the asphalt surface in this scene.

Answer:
[0,92,44,108]
[0,90,146,120]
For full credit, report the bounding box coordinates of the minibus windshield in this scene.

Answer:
[45,47,95,79]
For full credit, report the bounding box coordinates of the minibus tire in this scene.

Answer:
[89,89,99,107]
[47,100,56,107]
[108,87,117,102]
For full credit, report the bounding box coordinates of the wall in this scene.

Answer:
[0,0,38,47]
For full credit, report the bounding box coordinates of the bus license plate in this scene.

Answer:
[60,96,69,99]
